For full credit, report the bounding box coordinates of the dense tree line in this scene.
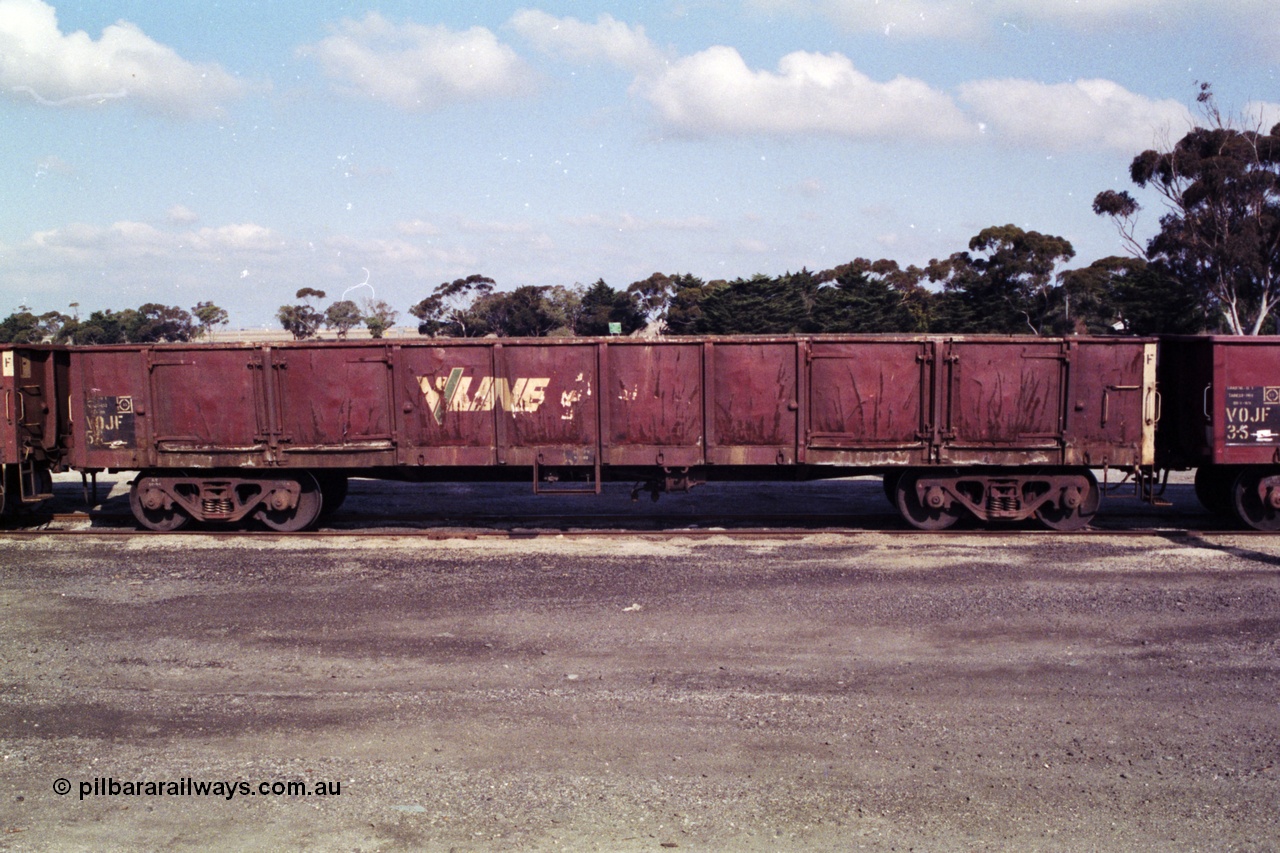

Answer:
[0,239,1219,344]
[0,301,228,344]
[399,226,1211,340]
[5,87,1275,343]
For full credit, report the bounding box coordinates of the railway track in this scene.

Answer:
[0,509,1249,540]
[0,478,1246,539]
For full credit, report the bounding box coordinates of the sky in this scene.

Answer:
[1,0,1278,329]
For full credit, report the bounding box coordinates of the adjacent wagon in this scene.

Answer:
[0,346,65,516]
[1158,335,1280,529]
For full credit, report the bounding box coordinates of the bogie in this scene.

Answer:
[126,470,325,532]
[892,468,1100,531]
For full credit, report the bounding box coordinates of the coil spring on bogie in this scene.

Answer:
[988,495,1019,513]
[202,498,234,516]
[987,484,1021,517]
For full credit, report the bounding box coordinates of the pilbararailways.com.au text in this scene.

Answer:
[57,777,343,801]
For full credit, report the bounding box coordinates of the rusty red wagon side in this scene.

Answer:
[1158,335,1280,529]
[65,335,1157,531]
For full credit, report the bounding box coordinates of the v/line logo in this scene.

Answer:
[418,369,551,425]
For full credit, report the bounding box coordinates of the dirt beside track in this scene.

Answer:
[2,521,1279,852]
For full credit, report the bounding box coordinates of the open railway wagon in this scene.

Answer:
[0,346,66,517]
[1158,335,1280,530]
[65,335,1158,531]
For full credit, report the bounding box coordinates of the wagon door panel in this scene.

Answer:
[397,344,599,468]
[943,340,1066,464]
[806,340,931,465]
[148,348,261,462]
[71,348,151,470]
[271,346,395,466]
[1065,340,1155,467]
[4,349,58,457]
[399,345,498,465]
[501,345,598,466]
[604,343,703,468]
[708,342,798,466]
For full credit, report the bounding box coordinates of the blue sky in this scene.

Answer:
[1,0,1277,328]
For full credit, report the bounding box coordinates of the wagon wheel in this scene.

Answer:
[128,475,190,532]
[1194,466,1236,517]
[256,473,323,532]
[316,474,349,518]
[1034,470,1100,531]
[895,472,962,530]
[1230,469,1280,531]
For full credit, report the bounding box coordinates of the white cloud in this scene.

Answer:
[756,0,1280,60]
[509,9,667,73]
[564,212,717,232]
[32,221,165,259]
[167,205,199,225]
[323,234,432,265]
[300,13,533,110]
[631,37,1194,152]
[1,216,557,322]
[457,218,538,235]
[640,46,974,141]
[1246,101,1280,131]
[190,223,281,252]
[30,221,282,260]
[0,0,245,116]
[35,154,73,176]
[1008,0,1195,27]
[958,78,1193,151]
[747,0,1198,38]
[397,219,443,237]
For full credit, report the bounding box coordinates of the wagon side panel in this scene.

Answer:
[397,344,500,466]
[1,347,62,460]
[270,343,396,467]
[708,341,798,466]
[603,342,704,468]
[805,339,932,466]
[1207,337,1280,465]
[146,346,264,467]
[69,347,153,470]
[1063,339,1156,468]
[941,339,1066,465]
[500,343,599,467]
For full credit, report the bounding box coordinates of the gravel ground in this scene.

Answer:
[2,478,1279,851]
